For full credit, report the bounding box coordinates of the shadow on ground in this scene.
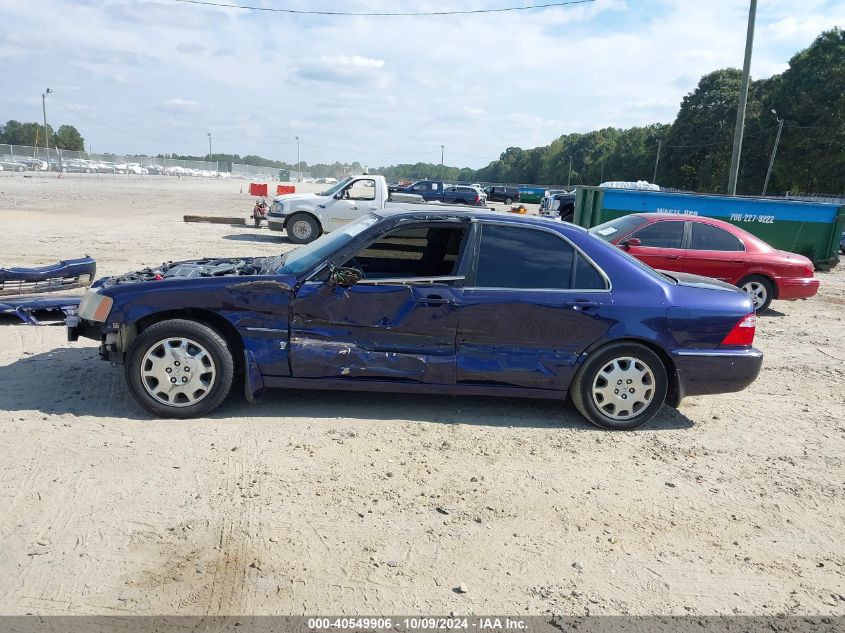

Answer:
[0,345,695,431]
[222,232,289,244]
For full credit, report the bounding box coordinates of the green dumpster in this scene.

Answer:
[574,186,844,269]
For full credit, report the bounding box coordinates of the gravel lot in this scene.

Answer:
[0,174,843,615]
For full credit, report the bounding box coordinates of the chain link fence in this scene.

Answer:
[0,144,292,181]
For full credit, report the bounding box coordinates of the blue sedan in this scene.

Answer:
[68,210,763,429]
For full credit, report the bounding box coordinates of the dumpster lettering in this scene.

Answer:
[729,213,775,224]
[656,207,698,215]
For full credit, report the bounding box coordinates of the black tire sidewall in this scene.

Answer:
[572,343,668,430]
[125,319,234,418]
[287,214,319,244]
[505,197,512,205]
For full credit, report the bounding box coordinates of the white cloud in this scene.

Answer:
[318,54,385,68]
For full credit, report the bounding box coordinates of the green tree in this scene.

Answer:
[53,125,85,151]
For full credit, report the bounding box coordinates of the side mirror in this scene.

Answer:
[327,266,363,287]
[622,237,641,249]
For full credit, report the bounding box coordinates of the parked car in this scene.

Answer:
[16,157,49,171]
[0,159,28,172]
[589,213,819,312]
[484,186,521,205]
[62,159,94,173]
[443,185,486,206]
[840,231,845,254]
[68,211,762,428]
[126,163,148,175]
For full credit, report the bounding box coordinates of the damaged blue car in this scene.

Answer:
[68,211,762,429]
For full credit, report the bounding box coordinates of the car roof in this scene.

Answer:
[633,212,745,231]
[375,208,590,233]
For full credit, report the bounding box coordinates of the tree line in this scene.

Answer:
[0,121,85,151]
[463,28,844,195]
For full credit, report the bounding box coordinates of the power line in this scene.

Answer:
[50,99,200,145]
[168,0,596,16]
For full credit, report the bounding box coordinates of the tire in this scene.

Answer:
[125,319,235,418]
[738,275,774,312]
[571,342,668,430]
[17,166,25,172]
[286,213,320,244]
[504,197,513,205]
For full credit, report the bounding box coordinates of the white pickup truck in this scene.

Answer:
[266,175,436,244]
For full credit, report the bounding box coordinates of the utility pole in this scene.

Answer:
[567,155,572,188]
[727,0,757,195]
[762,109,784,196]
[42,88,52,158]
[207,132,212,162]
[653,139,662,183]
[440,144,445,180]
[295,136,301,181]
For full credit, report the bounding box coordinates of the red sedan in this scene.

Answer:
[589,213,819,312]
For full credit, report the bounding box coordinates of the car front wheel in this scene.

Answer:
[287,213,320,244]
[504,197,513,205]
[125,319,234,418]
[571,342,668,430]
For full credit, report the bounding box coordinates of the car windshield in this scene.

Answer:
[589,215,649,241]
[272,214,380,275]
[318,177,353,197]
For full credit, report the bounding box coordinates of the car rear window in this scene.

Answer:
[589,215,649,241]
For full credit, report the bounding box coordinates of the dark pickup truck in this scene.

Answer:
[540,191,577,221]
[389,180,448,202]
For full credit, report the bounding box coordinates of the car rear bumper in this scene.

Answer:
[672,347,763,399]
[774,276,819,300]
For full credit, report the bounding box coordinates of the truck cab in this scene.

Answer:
[266,175,426,244]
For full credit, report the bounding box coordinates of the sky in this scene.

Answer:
[1,0,843,169]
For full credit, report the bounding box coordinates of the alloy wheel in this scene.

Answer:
[140,337,216,407]
[591,356,655,421]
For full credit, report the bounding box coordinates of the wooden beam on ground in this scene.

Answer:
[183,215,246,225]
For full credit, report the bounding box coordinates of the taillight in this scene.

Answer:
[475,195,480,203]
[721,313,756,346]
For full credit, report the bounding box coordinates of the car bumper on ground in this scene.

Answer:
[775,276,820,301]
[672,347,763,399]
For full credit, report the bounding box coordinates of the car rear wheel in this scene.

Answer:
[738,275,773,312]
[504,197,513,205]
[125,319,234,418]
[287,213,320,244]
[571,342,668,430]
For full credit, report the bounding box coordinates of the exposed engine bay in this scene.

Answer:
[100,257,273,287]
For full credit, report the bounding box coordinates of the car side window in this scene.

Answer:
[343,225,467,279]
[475,224,607,290]
[346,179,376,201]
[688,222,744,251]
[629,221,685,248]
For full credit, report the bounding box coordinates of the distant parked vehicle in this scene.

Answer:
[840,231,845,254]
[484,186,520,205]
[540,191,577,221]
[590,213,820,312]
[62,159,94,173]
[126,163,148,175]
[146,164,166,175]
[443,185,486,206]
[390,180,449,202]
[16,157,48,171]
[0,159,27,172]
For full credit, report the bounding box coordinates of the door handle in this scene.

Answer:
[565,299,600,310]
[732,259,744,263]
[350,205,358,210]
[665,255,679,260]
[417,294,457,307]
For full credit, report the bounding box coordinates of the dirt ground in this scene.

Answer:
[0,173,843,616]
